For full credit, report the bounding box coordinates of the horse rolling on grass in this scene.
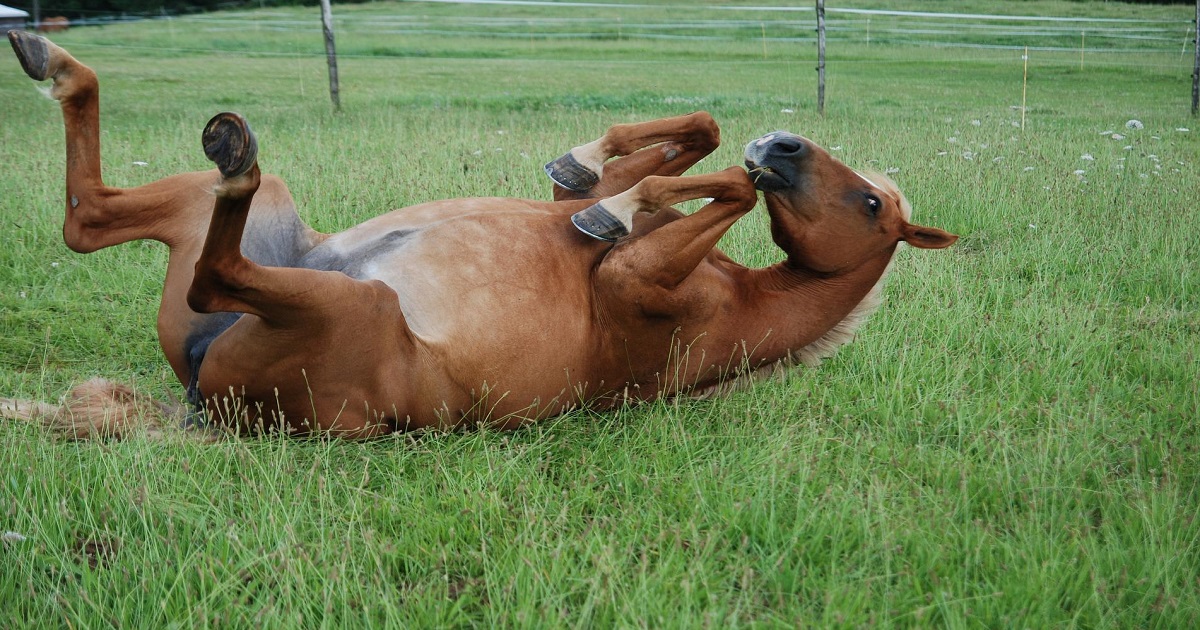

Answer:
[1,32,957,440]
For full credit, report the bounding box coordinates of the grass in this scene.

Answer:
[1,0,1198,626]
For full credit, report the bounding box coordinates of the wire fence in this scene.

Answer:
[50,1,1193,56]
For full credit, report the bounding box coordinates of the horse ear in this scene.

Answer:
[900,223,958,249]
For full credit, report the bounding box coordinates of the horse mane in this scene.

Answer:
[692,172,911,399]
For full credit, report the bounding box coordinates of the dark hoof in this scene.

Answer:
[8,31,51,81]
[202,112,258,178]
[571,202,628,242]
[545,152,600,192]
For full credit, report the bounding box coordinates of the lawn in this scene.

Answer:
[1,0,1197,626]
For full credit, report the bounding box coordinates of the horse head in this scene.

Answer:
[745,132,957,275]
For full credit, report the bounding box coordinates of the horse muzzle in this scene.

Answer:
[744,131,809,192]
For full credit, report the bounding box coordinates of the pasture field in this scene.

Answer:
[1,0,1197,626]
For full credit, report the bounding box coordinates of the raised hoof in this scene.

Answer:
[545,152,600,192]
[8,31,51,81]
[202,112,258,179]
[571,202,629,242]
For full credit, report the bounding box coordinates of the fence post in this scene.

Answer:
[1192,0,1198,116]
[816,0,826,116]
[319,0,341,112]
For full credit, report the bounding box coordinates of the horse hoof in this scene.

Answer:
[8,31,51,81]
[571,202,629,242]
[545,152,600,192]
[202,112,258,179]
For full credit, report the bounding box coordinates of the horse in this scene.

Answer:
[3,31,957,439]
[36,17,69,33]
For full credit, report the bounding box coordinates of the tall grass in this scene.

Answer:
[1,1,1197,626]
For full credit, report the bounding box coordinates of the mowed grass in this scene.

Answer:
[1,0,1198,626]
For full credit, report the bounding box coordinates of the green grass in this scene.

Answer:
[2,0,1198,626]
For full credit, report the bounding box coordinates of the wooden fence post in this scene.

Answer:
[319,0,341,112]
[816,0,826,116]
[1192,0,1198,116]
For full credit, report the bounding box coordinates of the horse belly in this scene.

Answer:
[367,217,613,422]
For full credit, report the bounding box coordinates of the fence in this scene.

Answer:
[58,1,1196,58]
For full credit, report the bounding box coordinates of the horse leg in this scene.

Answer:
[10,32,324,393]
[545,111,721,204]
[7,31,223,251]
[189,113,413,437]
[592,167,758,295]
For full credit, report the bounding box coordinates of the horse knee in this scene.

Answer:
[685,111,721,153]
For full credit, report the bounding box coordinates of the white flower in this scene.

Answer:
[1028,224,1037,229]
[829,145,842,151]
[1123,146,1133,151]
[133,161,149,166]
[885,167,900,174]
[937,151,948,156]
[1024,166,1035,172]
[971,120,981,126]
[51,262,59,268]
[962,151,975,160]
[780,108,795,114]
[1074,169,1086,175]
[1176,127,1190,133]
[1125,119,1144,130]
[1111,134,1125,140]
[18,292,26,299]
[1080,154,1094,161]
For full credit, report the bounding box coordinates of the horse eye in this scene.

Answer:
[865,193,882,215]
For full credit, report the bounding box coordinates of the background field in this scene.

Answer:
[1,0,1198,626]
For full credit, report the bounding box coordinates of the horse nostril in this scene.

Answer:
[770,136,806,157]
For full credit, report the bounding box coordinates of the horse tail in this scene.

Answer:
[0,378,186,440]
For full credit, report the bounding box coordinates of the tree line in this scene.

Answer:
[7,1,369,21]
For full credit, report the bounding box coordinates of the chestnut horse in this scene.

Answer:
[5,32,956,438]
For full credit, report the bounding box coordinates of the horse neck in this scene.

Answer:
[734,247,898,364]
